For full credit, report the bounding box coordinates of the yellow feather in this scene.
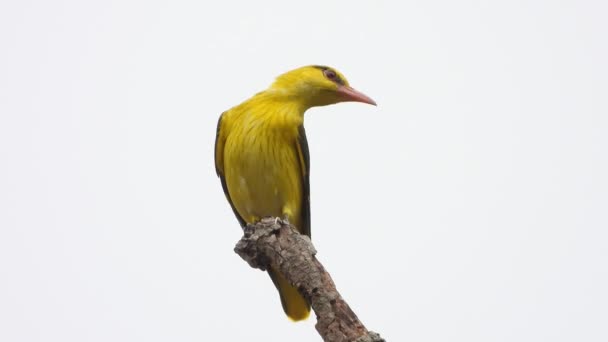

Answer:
[222,96,304,228]
[219,93,310,320]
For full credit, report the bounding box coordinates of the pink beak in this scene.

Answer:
[336,85,377,106]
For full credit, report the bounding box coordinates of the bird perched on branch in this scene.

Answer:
[214,65,376,321]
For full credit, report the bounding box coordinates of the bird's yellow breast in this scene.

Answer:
[222,101,304,229]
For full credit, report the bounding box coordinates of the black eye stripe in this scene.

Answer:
[323,69,337,79]
[315,66,345,85]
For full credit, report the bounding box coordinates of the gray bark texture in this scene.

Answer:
[234,217,385,342]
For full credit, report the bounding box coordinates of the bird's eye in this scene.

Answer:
[323,69,337,80]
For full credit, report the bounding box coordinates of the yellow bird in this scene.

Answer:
[214,65,375,321]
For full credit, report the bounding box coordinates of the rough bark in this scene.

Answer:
[234,217,385,342]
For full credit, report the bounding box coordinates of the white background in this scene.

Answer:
[1,1,607,341]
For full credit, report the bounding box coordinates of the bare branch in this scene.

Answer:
[234,217,385,342]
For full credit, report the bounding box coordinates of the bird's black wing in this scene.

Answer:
[296,125,311,238]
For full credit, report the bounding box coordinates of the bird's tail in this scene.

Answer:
[268,268,310,321]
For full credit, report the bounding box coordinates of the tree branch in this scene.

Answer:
[234,217,385,342]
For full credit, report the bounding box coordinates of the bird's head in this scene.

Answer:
[269,65,376,108]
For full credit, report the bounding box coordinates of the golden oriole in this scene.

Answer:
[214,65,375,321]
